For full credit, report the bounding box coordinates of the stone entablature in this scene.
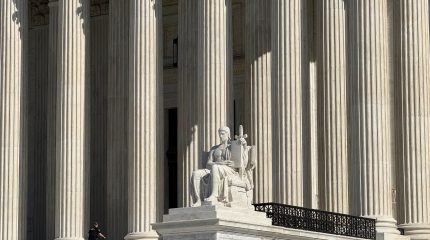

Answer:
[29,0,109,27]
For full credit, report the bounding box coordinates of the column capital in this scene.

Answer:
[30,0,49,26]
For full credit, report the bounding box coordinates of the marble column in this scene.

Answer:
[316,0,348,214]
[126,1,161,239]
[90,14,109,232]
[0,0,27,239]
[197,0,232,154]
[348,0,399,234]
[397,0,430,238]
[107,0,129,239]
[178,0,199,207]
[245,0,272,203]
[55,0,89,239]
[28,25,49,240]
[46,1,58,239]
[271,0,304,205]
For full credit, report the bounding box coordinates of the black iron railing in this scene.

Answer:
[254,203,376,239]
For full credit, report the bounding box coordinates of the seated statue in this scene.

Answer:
[190,126,255,208]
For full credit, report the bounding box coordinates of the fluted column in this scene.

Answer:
[245,0,272,203]
[107,0,129,239]
[89,14,109,232]
[316,0,348,214]
[271,0,304,205]
[349,0,398,234]
[55,0,89,239]
[178,0,199,207]
[0,0,27,239]
[126,1,161,239]
[46,1,58,239]
[28,25,49,240]
[197,0,232,153]
[397,0,430,238]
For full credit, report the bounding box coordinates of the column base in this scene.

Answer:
[375,216,401,234]
[124,231,159,240]
[399,224,430,240]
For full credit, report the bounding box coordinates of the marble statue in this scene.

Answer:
[190,125,255,208]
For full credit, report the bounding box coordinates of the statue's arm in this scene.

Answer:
[206,149,217,168]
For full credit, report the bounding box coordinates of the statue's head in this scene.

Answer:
[218,126,230,143]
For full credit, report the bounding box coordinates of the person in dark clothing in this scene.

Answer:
[88,222,106,240]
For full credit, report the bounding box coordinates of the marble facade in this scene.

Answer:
[1,0,429,239]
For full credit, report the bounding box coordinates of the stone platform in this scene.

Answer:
[152,205,383,240]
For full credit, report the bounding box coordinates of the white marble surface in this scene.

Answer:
[153,206,374,240]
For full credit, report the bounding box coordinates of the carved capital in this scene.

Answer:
[90,0,109,17]
[30,0,49,27]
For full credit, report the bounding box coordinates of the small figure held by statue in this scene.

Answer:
[190,125,255,208]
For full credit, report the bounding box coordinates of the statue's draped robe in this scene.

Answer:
[209,145,238,202]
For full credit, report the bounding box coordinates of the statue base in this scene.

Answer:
[152,205,375,240]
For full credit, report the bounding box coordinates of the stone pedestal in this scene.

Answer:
[153,205,270,240]
[153,206,375,240]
